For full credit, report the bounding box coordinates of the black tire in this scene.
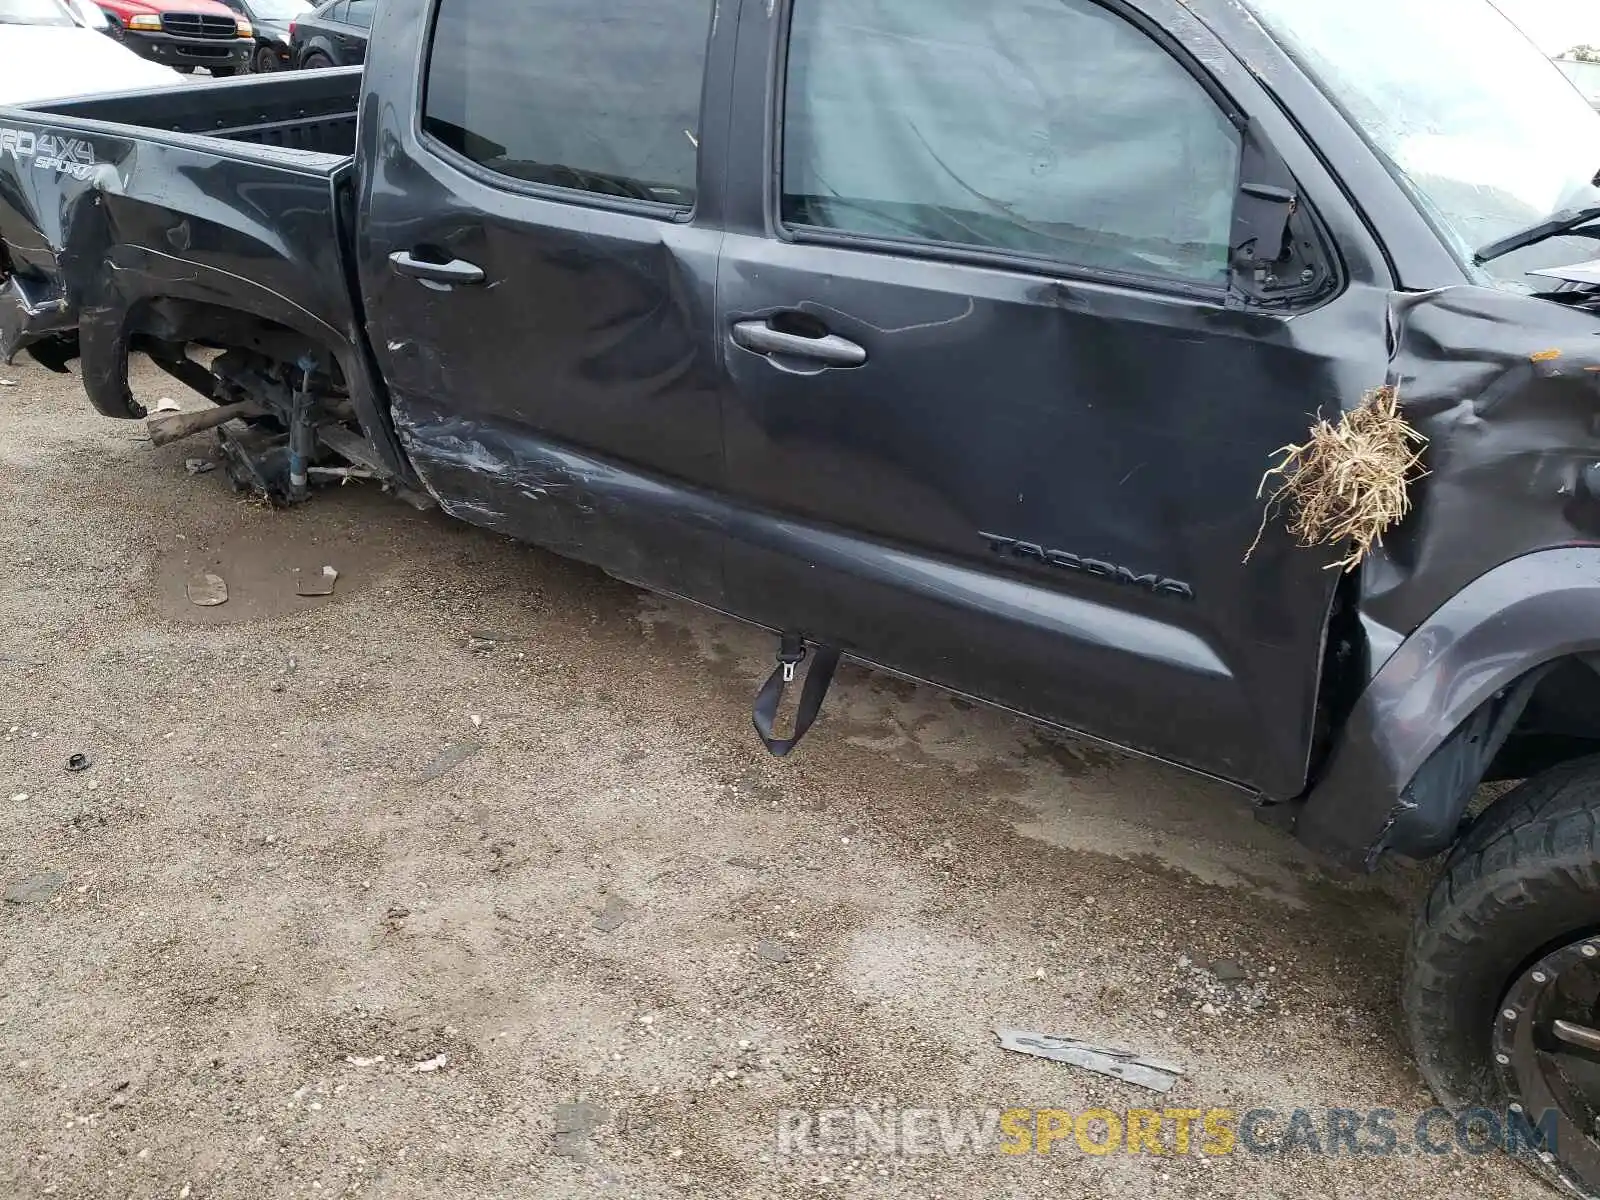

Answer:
[210,65,240,78]
[1404,755,1600,1181]
[172,64,196,74]
[253,45,281,73]
[301,51,333,70]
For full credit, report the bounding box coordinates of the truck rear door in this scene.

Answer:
[357,0,736,606]
[716,0,1395,797]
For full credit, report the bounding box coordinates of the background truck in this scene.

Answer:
[5,0,1600,1188]
[95,0,252,75]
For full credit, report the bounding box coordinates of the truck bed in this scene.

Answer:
[0,69,365,421]
[32,67,360,156]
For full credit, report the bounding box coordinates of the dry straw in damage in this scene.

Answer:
[1247,385,1428,572]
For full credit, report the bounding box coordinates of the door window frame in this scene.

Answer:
[764,0,1333,305]
[410,0,724,223]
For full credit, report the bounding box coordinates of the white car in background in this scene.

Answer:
[0,0,185,106]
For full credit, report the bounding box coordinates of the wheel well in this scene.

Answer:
[1401,657,1600,858]
[1488,657,1600,781]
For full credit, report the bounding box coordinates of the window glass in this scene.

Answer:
[1246,0,1600,286]
[782,0,1242,284]
[344,0,372,27]
[423,0,713,207]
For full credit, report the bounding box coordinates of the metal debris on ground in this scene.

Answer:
[185,572,228,607]
[294,565,339,597]
[993,1026,1185,1093]
[185,458,216,475]
[417,740,480,784]
[344,1055,385,1068]
[65,753,91,773]
[410,1053,448,1073]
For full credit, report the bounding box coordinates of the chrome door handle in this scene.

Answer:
[732,319,866,368]
[389,250,485,286]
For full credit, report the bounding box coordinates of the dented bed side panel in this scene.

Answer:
[0,97,412,480]
[0,111,357,411]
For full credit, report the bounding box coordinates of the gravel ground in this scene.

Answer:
[0,355,1544,1199]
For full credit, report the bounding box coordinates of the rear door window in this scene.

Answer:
[781,0,1243,285]
[422,0,715,208]
[344,0,372,28]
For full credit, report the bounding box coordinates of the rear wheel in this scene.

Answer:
[301,51,333,70]
[253,45,282,73]
[1404,756,1600,1194]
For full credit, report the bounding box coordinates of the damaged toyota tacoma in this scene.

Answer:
[5,0,1600,1186]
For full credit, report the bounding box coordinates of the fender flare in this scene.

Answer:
[1297,547,1600,870]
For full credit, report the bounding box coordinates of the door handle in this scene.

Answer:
[731,319,866,368]
[389,250,485,286]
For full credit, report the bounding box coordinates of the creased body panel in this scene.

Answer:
[0,116,352,412]
[1300,287,1600,867]
[1362,287,1600,638]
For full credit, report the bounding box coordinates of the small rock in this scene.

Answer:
[592,895,629,933]
[1200,1002,1218,1016]
[186,573,228,608]
[153,397,181,413]
[184,458,215,476]
[65,753,92,773]
[4,870,66,905]
[294,565,338,598]
[1211,959,1247,984]
[552,1101,609,1160]
[9,793,28,804]
[757,937,791,964]
[269,680,286,693]
[418,741,480,784]
[410,1053,448,1074]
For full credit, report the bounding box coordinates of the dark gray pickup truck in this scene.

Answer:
[5,0,1600,1185]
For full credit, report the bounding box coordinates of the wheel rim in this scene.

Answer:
[255,49,279,72]
[1496,934,1600,1195]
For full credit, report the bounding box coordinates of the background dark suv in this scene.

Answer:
[215,0,312,72]
[287,0,368,68]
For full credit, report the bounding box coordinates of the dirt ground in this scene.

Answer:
[0,355,1544,1199]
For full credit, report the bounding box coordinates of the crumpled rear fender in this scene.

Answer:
[1297,547,1600,869]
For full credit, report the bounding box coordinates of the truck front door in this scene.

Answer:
[717,0,1395,797]
[358,0,734,606]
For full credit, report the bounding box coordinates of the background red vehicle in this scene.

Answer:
[96,0,252,75]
